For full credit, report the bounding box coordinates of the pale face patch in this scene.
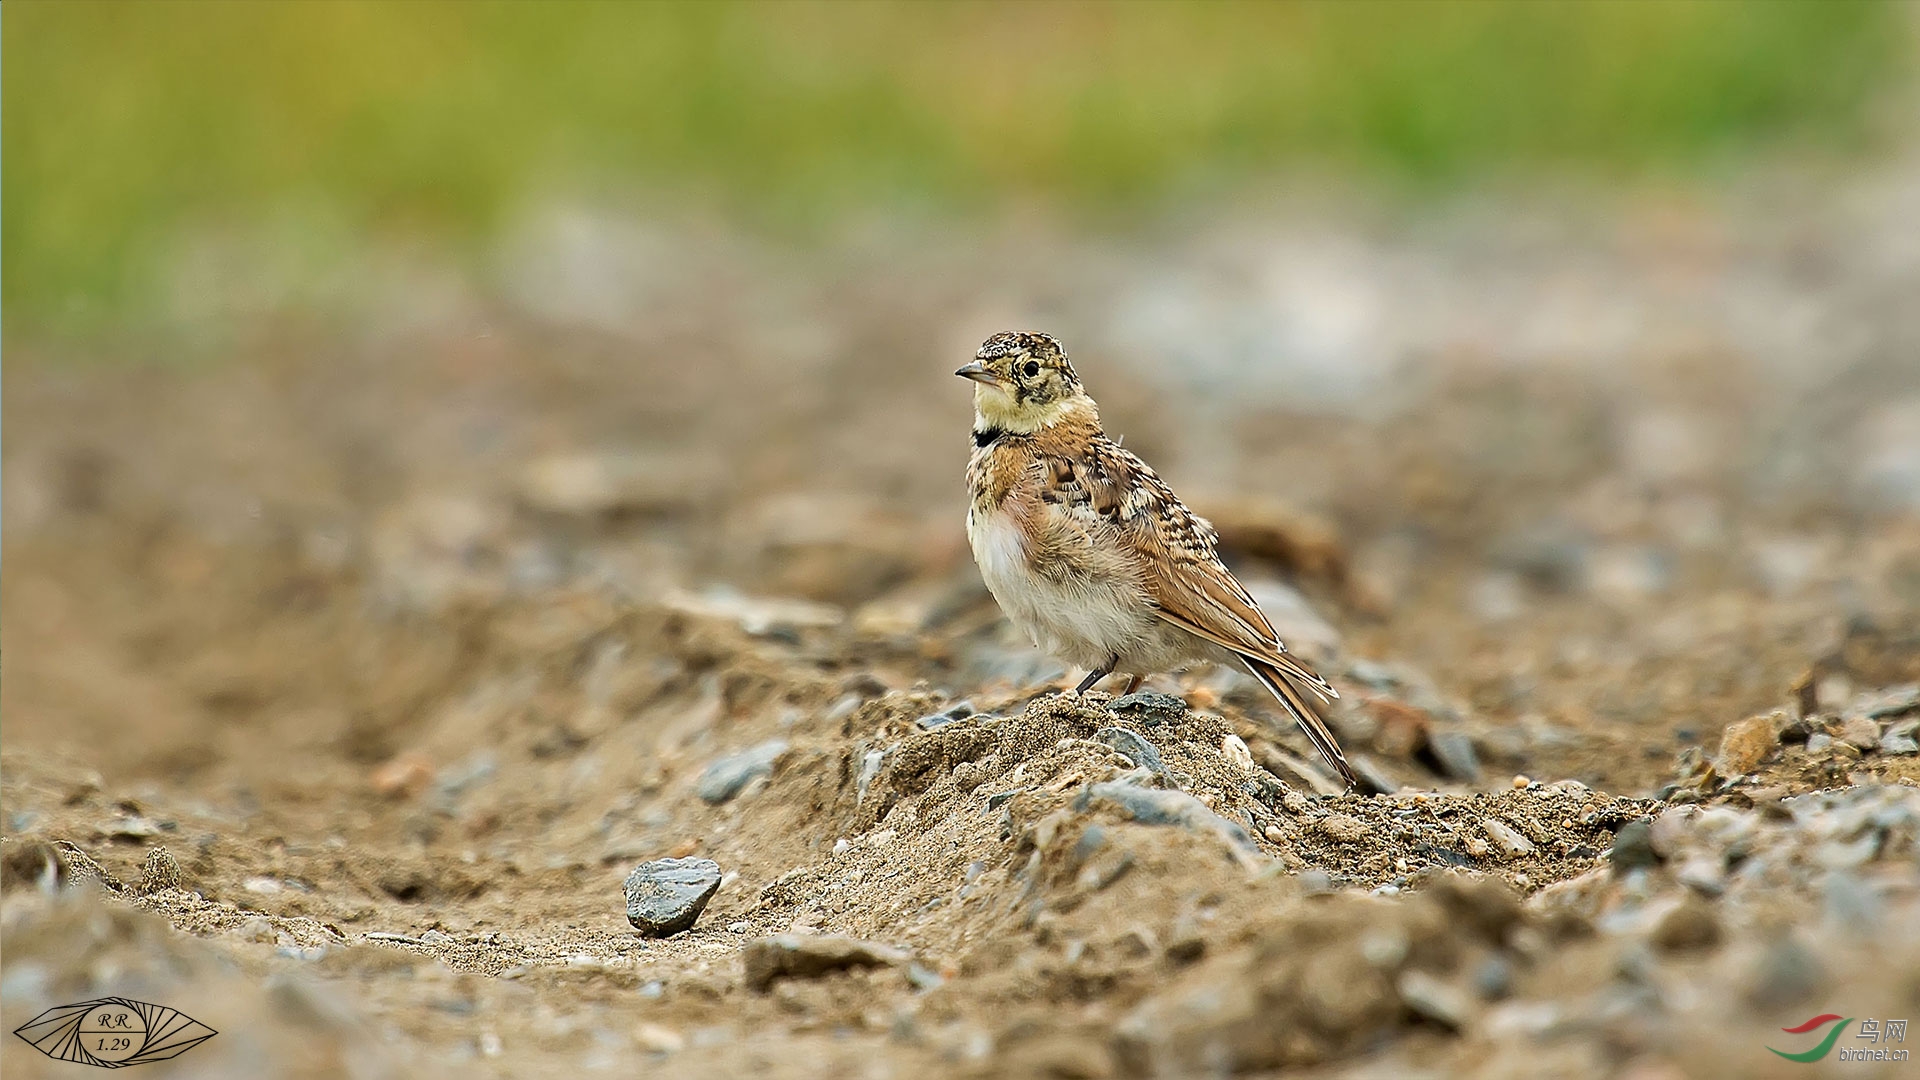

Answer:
[973,385,1093,434]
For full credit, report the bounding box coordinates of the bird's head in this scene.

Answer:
[956,331,1090,433]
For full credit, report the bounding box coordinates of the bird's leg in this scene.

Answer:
[1074,657,1119,695]
[1120,674,1144,695]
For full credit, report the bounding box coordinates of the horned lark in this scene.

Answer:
[958,331,1358,789]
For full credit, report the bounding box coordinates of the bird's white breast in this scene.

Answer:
[967,506,1158,670]
[968,508,1030,594]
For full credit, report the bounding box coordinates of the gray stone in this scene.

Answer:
[696,740,789,804]
[1077,781,1259,862]
[624,857,723,938]
[1610,820,1659,874]
[1851,684,1920,722]
[915,701,976,730]
[1107,692,1189,725]
[1880,732,1919,756]
[1429,730,1482,782]
[1095,727,1168,776]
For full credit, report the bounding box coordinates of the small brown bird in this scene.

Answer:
[958,331,1358,789]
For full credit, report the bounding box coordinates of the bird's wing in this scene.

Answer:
[1037,436,1336,701]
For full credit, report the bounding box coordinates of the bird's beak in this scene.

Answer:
[955,362,1001,387]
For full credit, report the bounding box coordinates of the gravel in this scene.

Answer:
[695,741,790,804]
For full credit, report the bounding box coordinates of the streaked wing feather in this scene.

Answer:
[1244,656,1358,789]
[1037,438,1338,700]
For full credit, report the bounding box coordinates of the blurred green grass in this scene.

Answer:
[2,1,1906,335]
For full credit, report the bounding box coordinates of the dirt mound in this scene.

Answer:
[8,230,1920,1078]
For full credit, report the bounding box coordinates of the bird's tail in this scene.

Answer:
[1243,656,1358,791]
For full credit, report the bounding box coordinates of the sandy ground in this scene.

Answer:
[5,181,1920,1077]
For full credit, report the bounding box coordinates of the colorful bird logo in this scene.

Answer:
[1769,1014,1853,1062]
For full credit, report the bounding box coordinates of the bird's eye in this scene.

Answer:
[1023,360,1041,378]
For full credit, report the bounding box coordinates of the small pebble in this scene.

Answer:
[1220,734,1255,772]
[370,754,435,799]
[1838,716,1882,751]
[696,741,790,804]
[915,701,975,730]
[1481,818,1534,858]
[624,857,723,938]
[1076,782,1259,862]
[1315,815,1370,844]
[1716,713,1781,775]
[1094,727,1168,776]
[1429,731,1482,782]
[1610,820,1659,874]
[1107,692,1188,725]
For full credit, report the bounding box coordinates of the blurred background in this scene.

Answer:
[8,1,1918,757]
[7,4,1920,1075]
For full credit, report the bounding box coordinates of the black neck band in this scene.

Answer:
[972,426,1007,448]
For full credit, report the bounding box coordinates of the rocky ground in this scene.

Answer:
[5,179,1920,1078]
